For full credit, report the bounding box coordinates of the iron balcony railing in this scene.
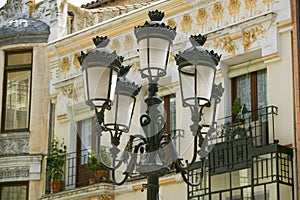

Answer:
[188,105,294,200]
[46,129,185,193]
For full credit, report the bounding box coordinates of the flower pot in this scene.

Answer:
[89,178,96,185]
[50,180,63,193]
[96,170,109,182]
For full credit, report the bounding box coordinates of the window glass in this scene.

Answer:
[80,118,92,164]
[8,52,32,65]
[1,185,27,200]
[4,70,31,130]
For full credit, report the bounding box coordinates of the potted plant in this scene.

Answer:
[230,98,248,139]
[87,148,111,184]
[87,153,99,184]
[98,147,111,182]
[46,138,67,193]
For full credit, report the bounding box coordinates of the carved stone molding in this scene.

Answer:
[0,138,29,155]
[0,166,29,179]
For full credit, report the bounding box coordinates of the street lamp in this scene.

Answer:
[79,10,224,200]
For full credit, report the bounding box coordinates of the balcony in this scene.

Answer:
[41,129,185,199]
[188,106,294,200]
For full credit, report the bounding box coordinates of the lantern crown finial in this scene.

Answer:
[190,34,207,46]
[148,10,164,21]
[208,50,222,64]
[93,35,109,47]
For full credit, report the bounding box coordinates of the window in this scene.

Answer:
[1,51,32,132]
[0,182,28,200]
[162,94,176,133]
[232,69,267,120]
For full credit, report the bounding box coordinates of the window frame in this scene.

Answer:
[231,69,266,121]
[163,94,176,133]
[1,50,33,133]
[0,181,29,200]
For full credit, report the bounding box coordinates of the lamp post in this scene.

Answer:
[79,10,224,200]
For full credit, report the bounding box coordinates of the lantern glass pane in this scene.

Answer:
[105,94,135,131]
[201,98,217,133]
[179,65,196,107]
[196,65,215,106]
[85,67,116,107]
[138,37,170,77]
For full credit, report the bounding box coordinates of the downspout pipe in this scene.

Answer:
[296,0,300,199]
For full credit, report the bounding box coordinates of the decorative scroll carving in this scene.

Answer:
[73,53,81,71]
[167,19,176,29]
[0,138,29,155]
[61,57,70,78]
[124,35,133,52]
[181,14,192,34]
[212,2,224,22]
[61,84,77,100]
[0,166,30,179]
[242,24,266,52]
[214,37,236,55]
[228,0,240,20]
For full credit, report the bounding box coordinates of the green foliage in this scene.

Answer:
[46,138,67,181]
[100,147,111,170]
[87,147,111,174]
[87,153,100,175]
[231,98,248,115]
[231,98,242,115]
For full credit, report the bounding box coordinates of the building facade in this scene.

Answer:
[0,0,298,200]
[42,0,297,200]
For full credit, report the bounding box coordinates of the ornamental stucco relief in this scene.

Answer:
[61,57,70,78]
[228,0,240,21]
[61,84,77,101]
[212,2,224,22]
[124,35,133,52]
[0,138,29,155]
[181,14,192,34]
[214,36,236,55]
[243,24,266,52]
[196,8,208,32]
[0,166,29,179]
[167,19,176,29]
[73,53,81,71]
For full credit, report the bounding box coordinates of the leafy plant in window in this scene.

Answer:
[46,138,67,193]
[230,98,248,139]
[87,148,111,184]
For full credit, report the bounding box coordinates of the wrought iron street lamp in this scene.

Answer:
[79,10,224,200]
